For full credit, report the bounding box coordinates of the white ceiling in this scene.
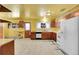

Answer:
[2,4,78,19]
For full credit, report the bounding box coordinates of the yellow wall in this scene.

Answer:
[3,18,59,38]
[0,12,59,38]
[24,18,59,32]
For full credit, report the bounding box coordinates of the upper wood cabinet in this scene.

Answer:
[0,5,11,12]
[18,21,25,28]
[51,20,56,27]
[0,23,3,39]
[0,19,11,23]
[64,12,79,19]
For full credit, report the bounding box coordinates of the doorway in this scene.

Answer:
[24,22,31,38]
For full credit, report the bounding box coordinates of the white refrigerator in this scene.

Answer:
[57,16,79,55]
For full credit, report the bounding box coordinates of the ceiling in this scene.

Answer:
[2,4,79,19]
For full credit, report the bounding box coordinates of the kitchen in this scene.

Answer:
[0,4,79,55]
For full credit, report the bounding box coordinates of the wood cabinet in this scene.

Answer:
[0,23,3,39]
[0,46,2,54]
[42,32,56,41]
[18,21,25,28]
[51,20,56,27]
[42,32,50,39]
[25,31,31,38]
[30,32,56,41]
[0,40,14,55]
[51,32,56,41]
[0,5,11,12]
[30,32,36,40]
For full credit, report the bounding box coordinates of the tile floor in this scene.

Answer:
[14,39,64,55]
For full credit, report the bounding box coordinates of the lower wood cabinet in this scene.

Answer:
[51,32,57,41]
[30,32,57,41]
[0,40,14,55]
[0,46,2,54]
[42,32,50,39]
[42,32,56,41]
[25,31,31,38]
[30,32,36,40]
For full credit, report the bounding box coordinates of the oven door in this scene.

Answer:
[36,32,41,39]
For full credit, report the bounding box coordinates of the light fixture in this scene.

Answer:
[39,10,46,17]
[60,8,66,12]
[39,9,52,17]
[42,17,48,23]
[46,10,51,16]
[12,5,20,18]
[39,8,47,17]
[12,11,19,17]
[25,9,30,17]
[59,18,65,22]
[46,13,51,16]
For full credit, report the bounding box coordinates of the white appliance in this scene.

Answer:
[36,32,42,39]
[57,16,79,55]
[36,33,42,38]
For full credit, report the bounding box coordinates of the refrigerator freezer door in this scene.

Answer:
[63,17,79,55]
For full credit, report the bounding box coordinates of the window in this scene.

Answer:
[37,22,50,29]
[9,23,18,29]
[41,23,46,28]
[25,23,31,30]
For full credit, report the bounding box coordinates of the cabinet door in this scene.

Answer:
[31,32,35,39]
[1,41,14,55]
[42,32,52,40]
[0,46,2,54]
[25,31,31,38]
[18,21,25,28]
[51,20,56,27]
[42,32,48,39]
[51,32,56,41]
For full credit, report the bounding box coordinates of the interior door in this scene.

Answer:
[25,22,31,38]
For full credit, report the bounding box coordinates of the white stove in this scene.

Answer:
[36,32,42,39]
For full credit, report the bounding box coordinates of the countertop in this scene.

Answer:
[0,39,14,46]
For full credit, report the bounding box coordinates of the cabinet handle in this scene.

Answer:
[58,36,61,38]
